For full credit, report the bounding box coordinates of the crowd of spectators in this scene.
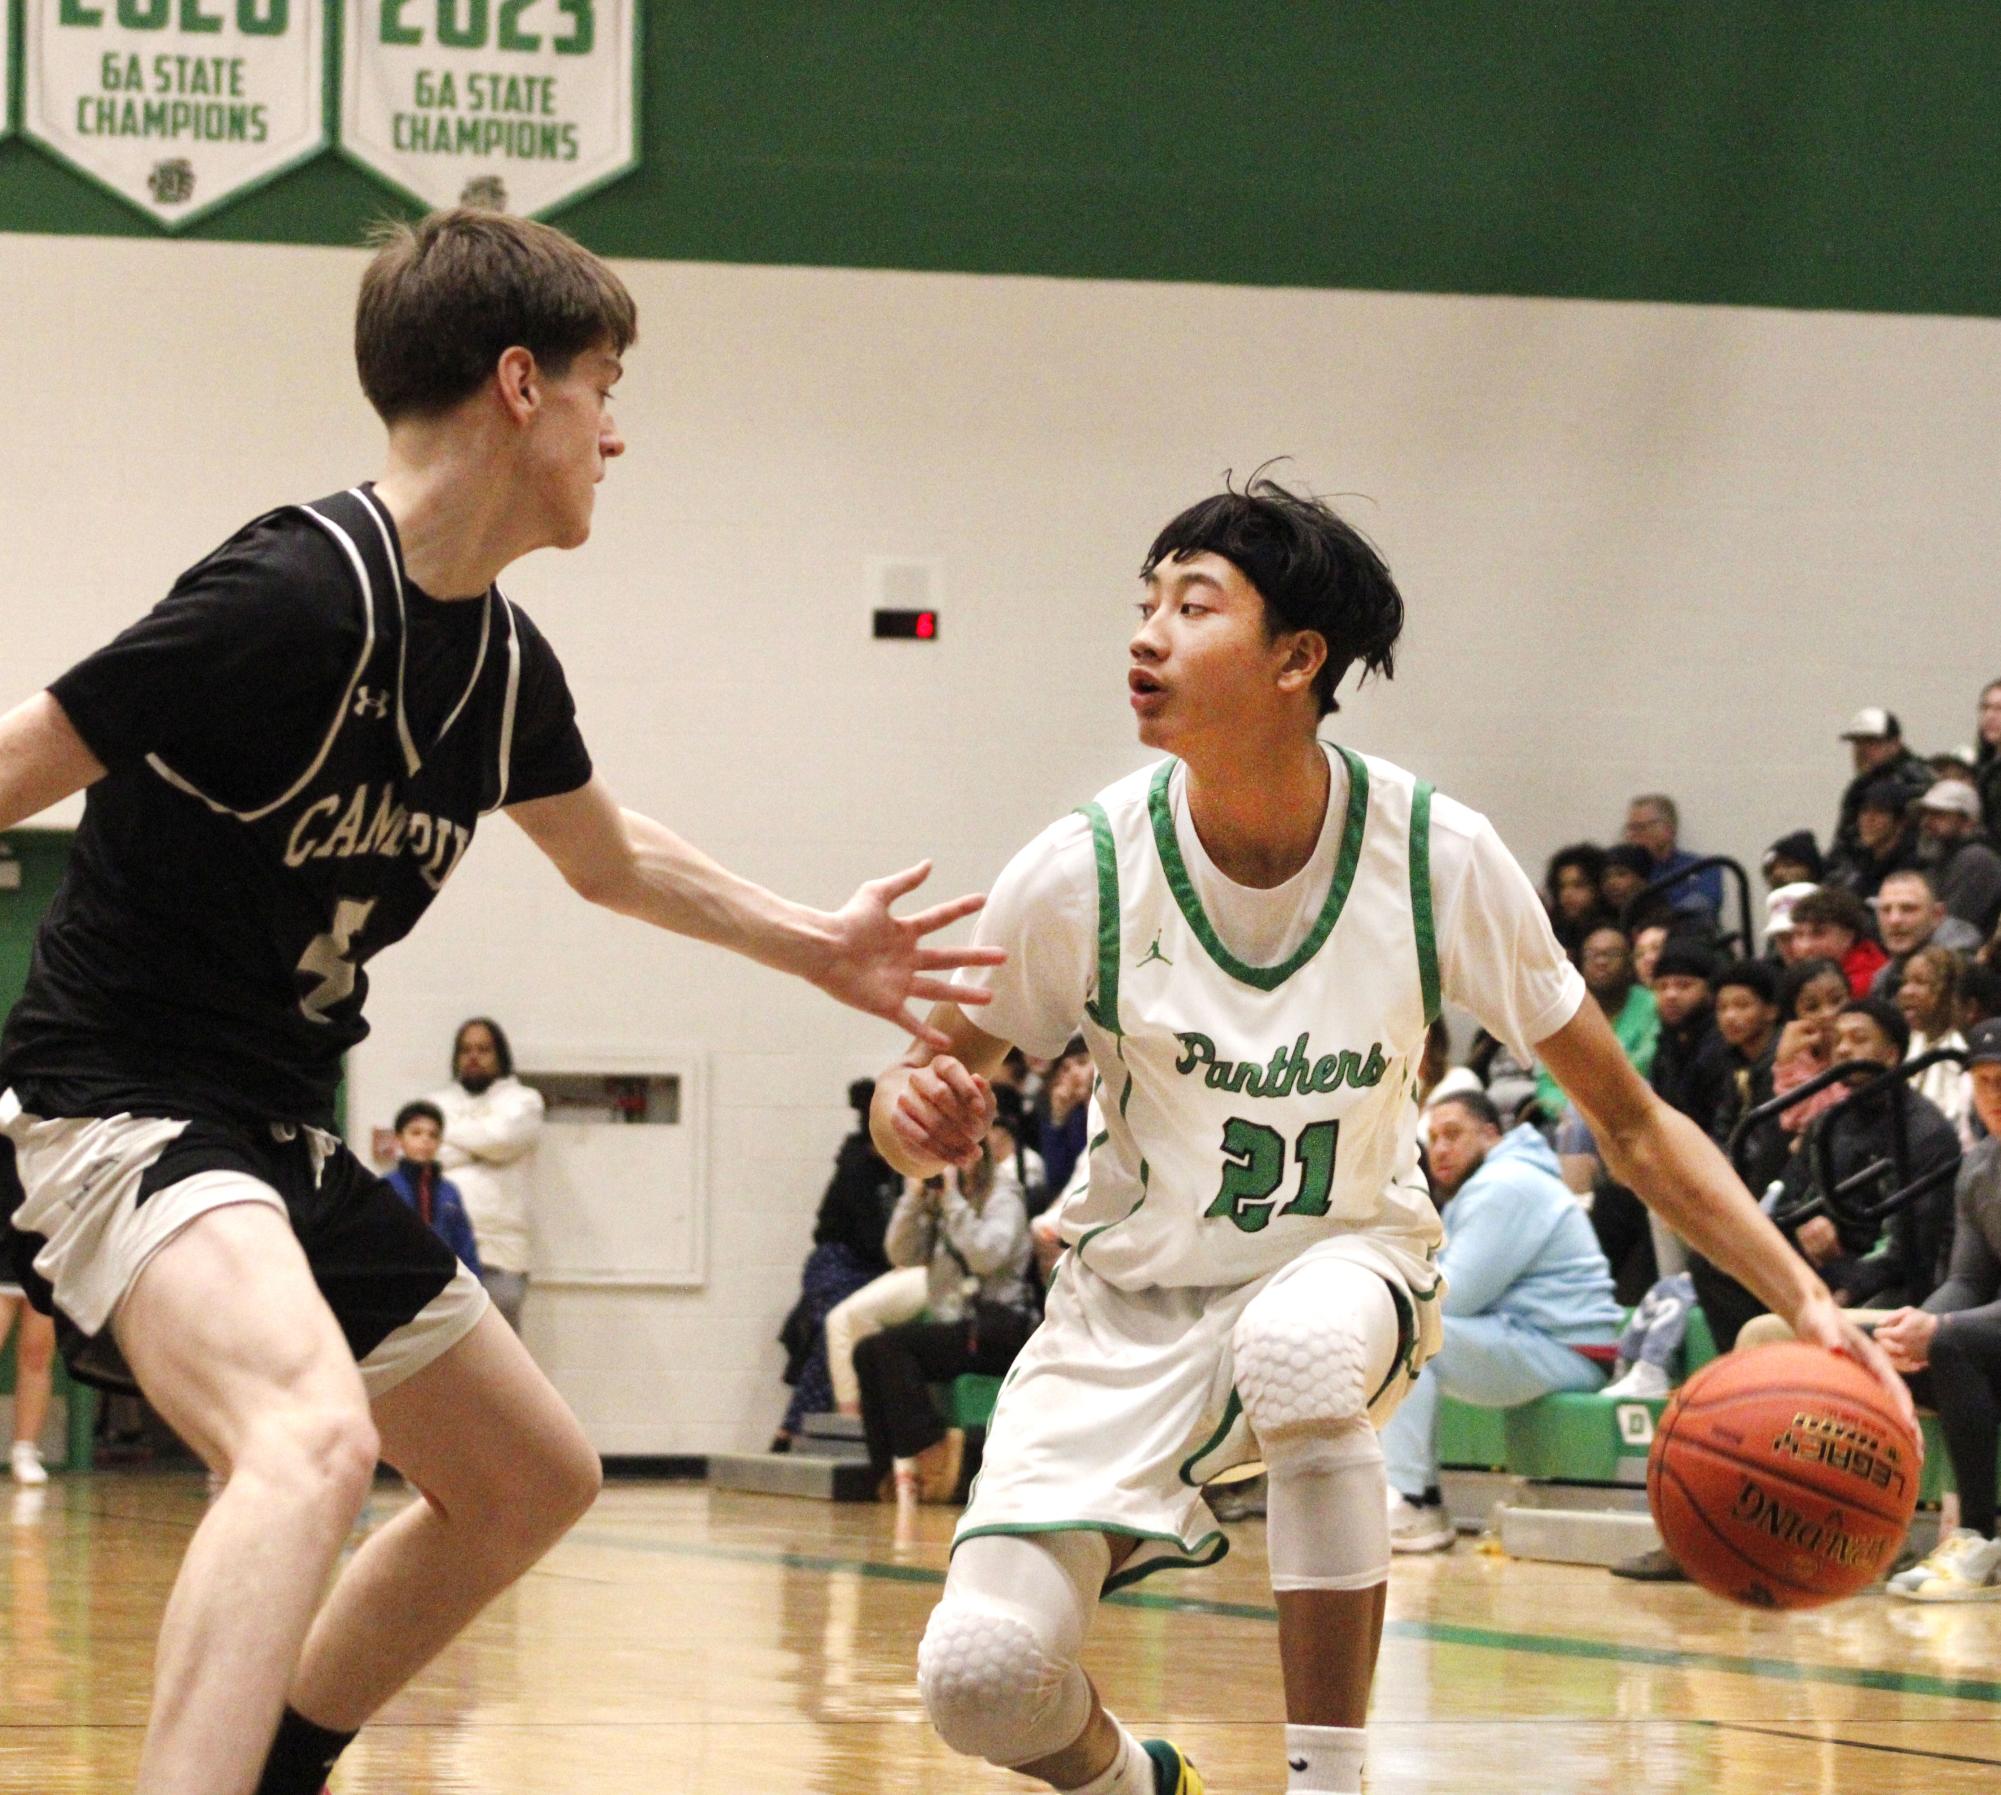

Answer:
[773,1044,1087,1501]
[1447,690,2001,1598]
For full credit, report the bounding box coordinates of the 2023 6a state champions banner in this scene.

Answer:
[23,1,327,228]
[341,0,636,216]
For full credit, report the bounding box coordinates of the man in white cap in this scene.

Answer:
[1764,882,1820,965]
[1917,781,2001,939]
[1834,707,1929,867]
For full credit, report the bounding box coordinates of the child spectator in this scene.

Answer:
[1710,959,1784,1190]
[1894,945,1972,1140]
[385,1101,482,1277]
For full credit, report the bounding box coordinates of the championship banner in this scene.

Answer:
[2,0,14,139]
[23,0,327,229]
[340,0,637,217]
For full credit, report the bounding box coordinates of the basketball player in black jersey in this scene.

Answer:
[0,210,1004,1795]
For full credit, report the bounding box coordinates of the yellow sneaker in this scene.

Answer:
[1141,1738,1205,1794]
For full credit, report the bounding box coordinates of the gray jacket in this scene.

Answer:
[885,1161,1033,1323]
[1925,1135,2001,1332]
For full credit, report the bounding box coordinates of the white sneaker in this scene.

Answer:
[9,1443,48,1487]
[1601,1362,1672,1400]
[1388,1490,1455,1553]
[1888,1529,2001,1602]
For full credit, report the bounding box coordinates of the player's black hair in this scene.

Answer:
[453,1015,515,1078]
[1431,1088,1504,1133]
[1140,471,1404,717]
[395,1099,445,1133]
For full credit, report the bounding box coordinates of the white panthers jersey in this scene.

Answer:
[1059,748,1444,1292]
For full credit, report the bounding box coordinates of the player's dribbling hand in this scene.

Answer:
[1791,1291,1922,1448]
[818,861,1006,1048]
[889,1056,995,1171]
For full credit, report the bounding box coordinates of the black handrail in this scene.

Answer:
[1728,1048,1967,1233]
[1624,854,1755,958]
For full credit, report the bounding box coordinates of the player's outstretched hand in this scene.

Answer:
[1792,1291,1922,1447]
[888,1056,996,1171]
[817,861,1006,1048]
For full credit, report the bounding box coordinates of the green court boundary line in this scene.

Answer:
[570,1530,2001,1708]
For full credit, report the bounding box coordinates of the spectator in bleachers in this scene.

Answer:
[1873,868,1984,1000]
[1686,958,1851,1354]
[1963,962,2001,1033]
[1831,781,1922,904]
[1598,844,1659,925]
[1763,882,1818,965]
[1382,1092,1621,1553]
[384,1101,482,1276]
[1762,830,1824,892]
[1533,926,1658,1131]
[1034,1037,1092,1205]
[1542,843,1612,964]
[1624,793,1722,918]
[1894,945,1973,1141]
[853,1136,1036,1504]
[1875,1017,2001,1601]
[771,1079,902,1452]
[1916,781,2001,939]
[1976,679,2001,831]
[1772,956,1862,1136]
[1777,999,1958,1311]
[1711,960,1785,1192]
[1631,922,1669,990]
[1650,940,1728,1130]
[1833,707,1932,869]
[1788,886,1889,996]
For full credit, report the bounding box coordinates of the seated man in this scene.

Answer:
[1870,866,1983,1000]
[1382,1092,1622,1552]
[1916,781,2001,940]
[1876,1017,2001,1602]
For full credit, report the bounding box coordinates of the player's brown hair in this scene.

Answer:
[355,209,637,423]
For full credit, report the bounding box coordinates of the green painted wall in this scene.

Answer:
[3,2,2000,315]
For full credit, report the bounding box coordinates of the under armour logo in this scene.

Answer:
[1137,933,1172,969]
[352,687,390,720]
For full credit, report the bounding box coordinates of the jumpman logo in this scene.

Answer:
[1137,933,1172,969]
[352,686,390,720]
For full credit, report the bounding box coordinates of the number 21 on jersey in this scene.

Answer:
[1204,1117,1339,1233]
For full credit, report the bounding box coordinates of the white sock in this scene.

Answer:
[1286,1723,1365,1792]
[1071,1721,1155,1795]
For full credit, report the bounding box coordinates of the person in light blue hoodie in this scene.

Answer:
[1382,1089,1622,1552]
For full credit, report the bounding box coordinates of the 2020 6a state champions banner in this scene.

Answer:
[23,0,328,229]
[340,0,636,216]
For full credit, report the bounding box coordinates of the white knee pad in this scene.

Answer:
[1263,1418,1391,1591]
[917,1531,1107,1767]
[1234,1260,1402,1439]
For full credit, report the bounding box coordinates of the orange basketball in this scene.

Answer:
[1646,1342,1919,1609]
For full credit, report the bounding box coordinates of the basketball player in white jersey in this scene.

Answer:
[872,479,1912,1795]
[0,210,1001,1795]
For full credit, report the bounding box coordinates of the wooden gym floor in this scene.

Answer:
[3,1474,1998,1793]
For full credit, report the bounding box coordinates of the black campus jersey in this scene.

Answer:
[0,486,593,1129]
